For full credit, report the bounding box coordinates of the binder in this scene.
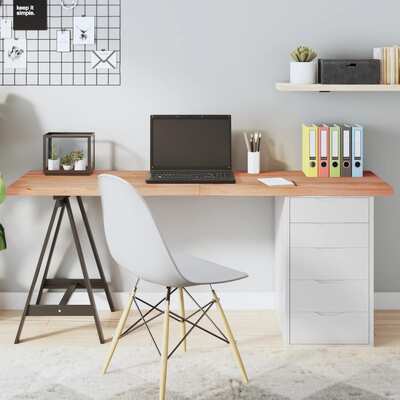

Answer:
[302,124,318,177]
[340,124,352,177]
[352,125,364,177]
[329,125,341,177]
[318,124,330,177]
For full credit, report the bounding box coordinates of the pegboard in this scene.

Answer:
[0,0,121,86]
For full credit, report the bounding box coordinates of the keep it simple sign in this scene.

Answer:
[14,0,48,30]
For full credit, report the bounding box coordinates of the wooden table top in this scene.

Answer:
[6,170,394,198]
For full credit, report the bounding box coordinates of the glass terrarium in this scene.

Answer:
[43,132,95,175]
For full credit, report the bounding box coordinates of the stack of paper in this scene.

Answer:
[258,177,295,186]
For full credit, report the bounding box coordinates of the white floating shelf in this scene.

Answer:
[276,83,400,92]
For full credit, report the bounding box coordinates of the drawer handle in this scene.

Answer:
[314,312,345,317]
[313,280,346,284]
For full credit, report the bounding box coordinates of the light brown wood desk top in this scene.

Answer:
[6,170,393,198]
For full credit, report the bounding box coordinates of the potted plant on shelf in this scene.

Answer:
[71,150,86,171]
[61,154,74,171]
[48,144,60,171]
[290,46,317,84]
[0,173,6,251]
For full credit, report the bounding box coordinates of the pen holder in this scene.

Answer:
[247,152,260,174]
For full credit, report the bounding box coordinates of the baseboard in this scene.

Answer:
[374,292,400,310]
[1,292,398,311]
[0,291,275,311]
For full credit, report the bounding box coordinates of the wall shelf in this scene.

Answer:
[276,83,400,92]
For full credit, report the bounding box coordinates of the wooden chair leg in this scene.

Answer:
[211,289,249,384]
[160,288,171,400]
[102,286,137,374]
[178,288,187,352]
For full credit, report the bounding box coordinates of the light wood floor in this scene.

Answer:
[0,310,399,347]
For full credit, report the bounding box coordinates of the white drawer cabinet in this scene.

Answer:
[290,223,369,248]
[290,280,369,312]
[290,312,369,344]
[290,248,369,280]
[290,197,369,223]
[275,197,374,345]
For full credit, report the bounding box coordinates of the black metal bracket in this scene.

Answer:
[14,196,115,344]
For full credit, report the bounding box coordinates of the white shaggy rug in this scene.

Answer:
[2,338,400,399]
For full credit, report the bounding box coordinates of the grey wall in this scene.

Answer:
[0,0,398,296]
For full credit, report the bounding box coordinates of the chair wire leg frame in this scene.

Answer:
[103,284,249,388]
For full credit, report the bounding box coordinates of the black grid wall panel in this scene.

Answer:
[0,0,121,86]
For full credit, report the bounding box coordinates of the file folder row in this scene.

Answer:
[302,124,364,178]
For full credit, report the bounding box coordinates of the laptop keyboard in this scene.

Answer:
[150,170,235,183]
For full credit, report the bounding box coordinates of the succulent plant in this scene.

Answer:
[61,153,73,166]
[291,46,317,62]
[50,144,58,160]
[70,150,84,161]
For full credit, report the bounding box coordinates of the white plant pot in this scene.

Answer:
[290,61,317,84]
[48,159,60,171]
[62,164,73,171]
[74,160,86,171]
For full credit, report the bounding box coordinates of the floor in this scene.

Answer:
[0,310,400,399]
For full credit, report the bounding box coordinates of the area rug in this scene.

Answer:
[2,338,400,400]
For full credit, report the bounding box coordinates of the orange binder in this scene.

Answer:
[318,124,330,177]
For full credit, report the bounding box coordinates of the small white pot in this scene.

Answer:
[248,152,260,174]
[48,159,60,171]
[290,61,317,84]
[62,164,73,171]
[74,160,86,171]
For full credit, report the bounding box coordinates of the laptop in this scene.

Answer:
[146,115,236,184]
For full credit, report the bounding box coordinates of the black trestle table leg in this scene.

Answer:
[14,199,60,344]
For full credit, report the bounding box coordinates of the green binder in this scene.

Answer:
[330,125,341,177]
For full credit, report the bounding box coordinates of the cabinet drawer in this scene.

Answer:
[291,280,368,312]
[290,248,369,280]
[290,197,369,223]
[290,312,369,344]
[290,223,369,248]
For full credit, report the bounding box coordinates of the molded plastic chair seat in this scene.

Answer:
[171,253,248,287]
[98,174,250,399]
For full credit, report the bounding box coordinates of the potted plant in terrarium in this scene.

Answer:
[71,150,86,171]
[61,153,74,171]
[290,46,318,84]
[48,144,60,171]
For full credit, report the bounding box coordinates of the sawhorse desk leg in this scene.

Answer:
[15,196,115,344]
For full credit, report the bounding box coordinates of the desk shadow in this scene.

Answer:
[0,95,50,293]
[0,100,144,302]
[232,130,287,172]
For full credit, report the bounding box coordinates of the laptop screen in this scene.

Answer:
[150,115,232,170]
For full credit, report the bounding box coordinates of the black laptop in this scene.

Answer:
[146,115,235,184]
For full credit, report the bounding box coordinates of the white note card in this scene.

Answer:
[4,38,26,70]
[74,16,95,45]
[57,30,71,52]
[258,177,295,187]
[0,19,12,39]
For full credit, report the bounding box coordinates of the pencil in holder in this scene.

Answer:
[248,152,260,174]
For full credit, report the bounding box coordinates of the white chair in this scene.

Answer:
[98,174,249,400]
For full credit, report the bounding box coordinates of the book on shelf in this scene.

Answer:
[373,46,400,84]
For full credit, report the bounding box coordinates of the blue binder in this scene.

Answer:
[352,125,364,177]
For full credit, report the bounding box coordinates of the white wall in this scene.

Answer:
[0,0,399,302]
